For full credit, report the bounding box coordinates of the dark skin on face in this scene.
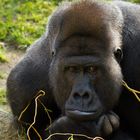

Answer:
[64,59,104,121]
[64,56,104,121]
[50,35,122,116]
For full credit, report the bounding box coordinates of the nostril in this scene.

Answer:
[83,92,90,99]
[73,92,80,100]
[73,92,90,100]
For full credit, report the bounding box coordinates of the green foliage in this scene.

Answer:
[0,72,6,79]
[0,0,55,49]
[51,0,63,4]
[0,88,6,105]
[0,47,8,63]
[131,0,140,3]
[0,54,8,63]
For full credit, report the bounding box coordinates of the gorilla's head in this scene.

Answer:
[49,0,123,121]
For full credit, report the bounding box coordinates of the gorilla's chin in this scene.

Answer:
[66,110,101,121]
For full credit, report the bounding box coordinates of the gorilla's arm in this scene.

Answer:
[7,35,48,115]
[46,112,120,140]
[6,35,61,132]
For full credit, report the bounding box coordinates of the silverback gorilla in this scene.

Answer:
[7,0,140,140]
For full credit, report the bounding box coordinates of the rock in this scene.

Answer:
[0,108,25,140]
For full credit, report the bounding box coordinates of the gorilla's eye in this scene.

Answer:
[66,66,80,73]
[69,66,76,72]
[85,66,97,74]
[114,48,123,62]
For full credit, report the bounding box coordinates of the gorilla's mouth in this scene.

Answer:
[66,110,100,121]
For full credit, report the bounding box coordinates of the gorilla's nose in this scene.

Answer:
[72,88,92,102]
[73,91,89,100]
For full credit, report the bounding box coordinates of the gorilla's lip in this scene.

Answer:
[66,110,100,121]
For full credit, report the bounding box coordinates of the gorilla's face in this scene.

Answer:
[49,35,122,121]
[49,0,123,121]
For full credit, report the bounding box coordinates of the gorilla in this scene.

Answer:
[6,0,140,140]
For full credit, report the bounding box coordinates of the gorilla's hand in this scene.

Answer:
[97,111,120,136]
[45,111,119,139]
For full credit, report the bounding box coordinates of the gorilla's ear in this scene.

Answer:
[114,48,123,63]
[52,50,56,57]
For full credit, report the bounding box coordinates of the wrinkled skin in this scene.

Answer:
[7,0,140,140]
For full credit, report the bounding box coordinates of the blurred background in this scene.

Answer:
[0,0,139,110]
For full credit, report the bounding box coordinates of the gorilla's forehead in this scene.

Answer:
[61,55,102,66]
[57,35,110,57]
[48,0,123,53]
